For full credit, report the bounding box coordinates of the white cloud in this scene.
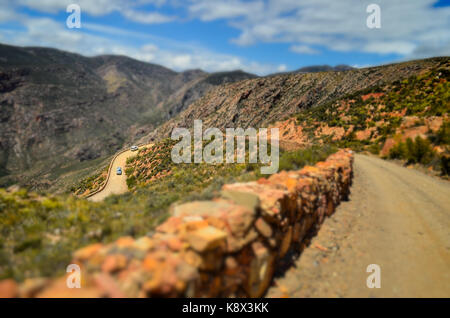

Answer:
[15,0,122,15]
[188,0,450,59]
[0,10,279,75]
[11,0,175,22]
[122,9,175,24]
[142,43,159,52]
[290,44,320,55]
[0,1,18,22]
[277,64,287,72]
[188,0,264,21]
[2,0,449,74]
[363,41,416,55]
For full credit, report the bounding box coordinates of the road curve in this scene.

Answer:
[267,154,450,297]
[88,144,151,202]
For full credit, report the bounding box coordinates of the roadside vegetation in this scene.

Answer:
[388,125,449,175]
[70,164,108,197]
[0,136,335,281]
[295,65,449,176]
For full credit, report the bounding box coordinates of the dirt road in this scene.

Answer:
[267,154,450,298]
[88,145,151,202]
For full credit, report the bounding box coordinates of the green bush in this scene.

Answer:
[389,141,407,159]
[389,136,435,165]
[278,145,337,171]
[408,136,434,164]
[429,122,450,146]
[126,175,137,188]
[440,155,450,176]
[368,143,381,155]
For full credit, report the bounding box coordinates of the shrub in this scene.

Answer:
[368,143,381,155]
[408,136,434,164]
[440,155,450,176]
[389,136,435,165]
[126,175,137,189]
[278,145,337,171]
[429,122,450,146]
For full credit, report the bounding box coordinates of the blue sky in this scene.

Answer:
[0,0,449,75]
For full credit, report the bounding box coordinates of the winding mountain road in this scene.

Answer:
[88,144,151,202]
[267,154,450,297]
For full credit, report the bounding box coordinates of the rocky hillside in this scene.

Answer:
[295,64,354,73]
[258,59,449,177]
[140,57,447,143]
[1,54,448,289]
[0,44,255,191]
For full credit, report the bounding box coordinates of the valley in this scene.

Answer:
[0,45,448,298]
[87,144,153,202]
[0,44,256,192]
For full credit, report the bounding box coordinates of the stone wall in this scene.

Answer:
[0,150,353,298]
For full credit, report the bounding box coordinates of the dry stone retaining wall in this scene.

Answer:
[0,149,353,298]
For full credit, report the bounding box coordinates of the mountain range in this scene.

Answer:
[0,43,448,289]
[139,57,445,143]
[0,43,447,192]
[0,43,256,191]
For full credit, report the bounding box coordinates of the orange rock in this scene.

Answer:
[225,226,259,253]
[205,217,227,230]
[246,242,275,297]
[183,219,209,232]
[0,279,18,298]
[381,137,396,156]
[36,278,102,298]
[19,278,48,297]
[142,254,159,272]
[223,182,288,219]
[143,258,179,296]
[225,256,238,272]
[115,236,135,248]
[93,273,126,298]
[167,236,184,251]
[156,216,182,234]
[73,243,103,261]
[355,127,375,141]
[187,226,227,252]
[102,254,128,273]
[133,236,154,252]
[225,205,256,237]
[182,250,202,268]
[255,217,273,238]
[426,116,443,132]
[256,178,271,185]
[279,226,293,258]
[314,243,328,252]
[362,92,384,101]
[300,165,320,174]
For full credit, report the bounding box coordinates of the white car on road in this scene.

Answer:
[130,145,138,151]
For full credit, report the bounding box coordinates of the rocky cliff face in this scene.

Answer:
[0,44,255,190]
[140,57,447,143]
